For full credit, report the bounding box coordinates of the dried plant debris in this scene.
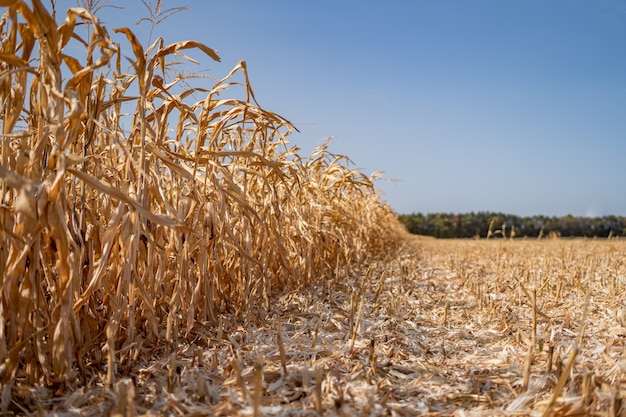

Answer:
[5,237,626,416]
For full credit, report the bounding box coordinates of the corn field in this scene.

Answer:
[0,0,405,392]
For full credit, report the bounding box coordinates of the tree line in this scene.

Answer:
[398,212,626,239]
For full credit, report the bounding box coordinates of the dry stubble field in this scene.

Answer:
[46,236,626,416]
[173,236,625,417]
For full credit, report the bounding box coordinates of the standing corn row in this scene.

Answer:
[0,1,405,386]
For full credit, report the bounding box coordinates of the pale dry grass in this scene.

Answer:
[410,237,626,415]
[0,0,405,407]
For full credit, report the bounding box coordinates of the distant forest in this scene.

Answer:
[398,212,626,239]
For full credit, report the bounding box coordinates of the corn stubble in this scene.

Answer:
[0,0,404,390]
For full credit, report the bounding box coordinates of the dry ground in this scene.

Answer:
[11,237,626,416]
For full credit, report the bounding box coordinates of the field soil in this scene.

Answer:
[16,237,626,416]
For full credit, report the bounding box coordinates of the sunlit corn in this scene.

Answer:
[0,0,405,385]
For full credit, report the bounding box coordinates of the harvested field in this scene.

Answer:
[8,237,626,416]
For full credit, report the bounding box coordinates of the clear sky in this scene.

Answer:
[91,1,626,217]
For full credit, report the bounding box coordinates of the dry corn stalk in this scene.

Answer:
[0,0,405,386]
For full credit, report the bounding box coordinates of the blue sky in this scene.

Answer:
[92,1,626,216]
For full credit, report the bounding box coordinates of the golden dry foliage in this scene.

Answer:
[0,0,405,387]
